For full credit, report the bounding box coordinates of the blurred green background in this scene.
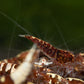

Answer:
[0,0,84,59]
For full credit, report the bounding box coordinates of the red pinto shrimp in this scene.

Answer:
[19,35,74,63]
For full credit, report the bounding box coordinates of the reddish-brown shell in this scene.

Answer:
[24,35,74,63]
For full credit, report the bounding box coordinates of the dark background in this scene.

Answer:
[0,0,84,59]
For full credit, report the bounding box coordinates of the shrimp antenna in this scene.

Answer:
[0,10,30,34]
